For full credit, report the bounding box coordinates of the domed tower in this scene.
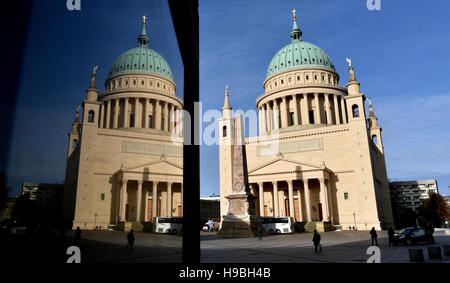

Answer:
[222,10,394,232]
[99,16,183,134]
[63,17,184,231]
[256,10,348,135]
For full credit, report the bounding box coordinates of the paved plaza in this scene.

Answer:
[65,230,182,263]
[200,230,450,263]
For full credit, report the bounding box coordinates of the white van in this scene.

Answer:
[154,217,183,235]
[261,216,293,234]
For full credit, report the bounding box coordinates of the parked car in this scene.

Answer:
[393,227,433,245]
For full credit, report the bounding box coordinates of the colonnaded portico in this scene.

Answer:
[248,158,333,223]
[114,159,183,225]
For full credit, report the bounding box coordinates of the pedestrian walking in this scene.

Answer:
[370,227,378,246]
[127,229,135,252]
[257,226,263,241]
[388,227,395,246]
[312,229,322,252]
[75,226,82,244]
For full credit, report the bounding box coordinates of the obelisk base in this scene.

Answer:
[217,215,262,238]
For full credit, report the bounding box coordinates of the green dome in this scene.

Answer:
[266,17,335,79]
[107,21,173,81]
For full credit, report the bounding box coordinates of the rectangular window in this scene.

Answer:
[100,194,105,201]
[148,115,153,128]
[290,112,295,126]
[130,114,135,127]
[344,192,349,200]
[309,110,315,124]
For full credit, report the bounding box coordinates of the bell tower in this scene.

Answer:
[367,99,384,154]
[344,59,382,230]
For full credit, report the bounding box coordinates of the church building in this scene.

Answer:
[218,11,394,231]
[63,17,184,231]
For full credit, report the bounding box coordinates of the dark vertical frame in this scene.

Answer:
[0,1,32,173]
[168,0,200,263]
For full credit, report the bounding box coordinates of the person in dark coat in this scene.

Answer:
[426,223,435,244]
[312,229,321,252]
[127,229,135,252]
[370,227,378,246]
[388,227,395,246]
[75,227,82,244]
[257,226,263,241]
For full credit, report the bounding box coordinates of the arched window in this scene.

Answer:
[372,135,378,145]
[223,126,227,137]
[352,105,360,118]
[88,110,95,123]
[72,139,78,149]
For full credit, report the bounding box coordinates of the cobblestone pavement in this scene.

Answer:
[200,230,450,263]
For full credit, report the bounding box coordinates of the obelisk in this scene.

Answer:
[217,114,261,237]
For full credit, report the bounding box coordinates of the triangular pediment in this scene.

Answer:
[248,157,325,175]
[123,159,183,175]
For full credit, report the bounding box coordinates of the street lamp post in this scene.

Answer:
[353,213,357,231]
[94,213,97,229]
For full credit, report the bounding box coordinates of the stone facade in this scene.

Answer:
[218,16,394,231]
[62,19,183,230]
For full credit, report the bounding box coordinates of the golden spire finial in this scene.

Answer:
[142,15,147,26]
[292,9,297,21]
[225,84,228,95]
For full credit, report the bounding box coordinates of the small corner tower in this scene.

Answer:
[82,66,101,127]
[367,99,384,154]
[67,105,81,157]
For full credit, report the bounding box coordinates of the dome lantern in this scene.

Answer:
[138,15,149,47]
[290,9,302,41]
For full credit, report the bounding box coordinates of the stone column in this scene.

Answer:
[258,108,263,135]
[293,95,299,126]
[167,182,172,217]
[304,179,311,221]
[120,179,128,221]
[113,99,119,128]
[155,100,161,130]
[325,94,332,125]
[144,98,150,128]
[264,104,270,133]
[99,103,104,128]
[163,102,169,131]
[106,100,111,129]
[136,98,142,128]
[144,187,148,222]
[297,188,303,222]
[116,178,121,224]
[152,181,158,220]
[302,93,309,125]
[273,100,280,130]
[136,180,143,221]
[314,93,321,124]
[287,180,295,218]
[267,103,273,132]
[333,94,340,125]
[319,178,330,221]
[258,182,264,216]
[272,181,279,216]
[281,96,289,128]
[124,97,129,128]
[326,179,334,223]
[340,97,348,123]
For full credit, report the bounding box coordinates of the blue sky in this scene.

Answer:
[199,0,450,197]
[5,0,450,199]
[6,0,183,196]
